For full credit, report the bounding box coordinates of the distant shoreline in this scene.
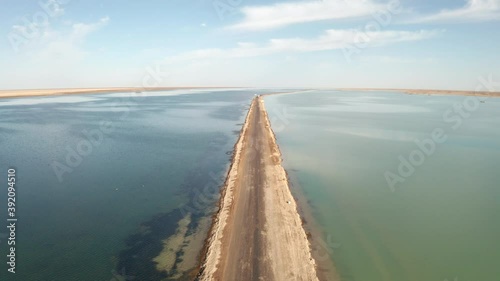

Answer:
[0,87,238,99]
[334,88,500,97]
[1,87,499,100]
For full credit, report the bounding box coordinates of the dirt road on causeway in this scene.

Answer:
[198,96,319,281]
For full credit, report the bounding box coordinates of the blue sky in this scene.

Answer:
[1,0,499,90]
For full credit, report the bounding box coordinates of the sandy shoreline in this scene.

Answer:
[284,170,342,281]
[197,96,319,280]
[403,89,500,97]
[334,88,500,97]
[1,87,499,100]
[196,97,256,280]
[0,87,233,99]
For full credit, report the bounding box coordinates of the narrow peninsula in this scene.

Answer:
[198,96,319,281]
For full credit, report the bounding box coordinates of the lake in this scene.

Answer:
[264,90,500,281]
[0,89,271,281]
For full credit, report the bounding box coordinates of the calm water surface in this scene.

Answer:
[0,89,278,281]
[265,91,500,281]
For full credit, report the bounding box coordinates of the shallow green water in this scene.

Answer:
[0,89,274,281]
[264,91,500,281]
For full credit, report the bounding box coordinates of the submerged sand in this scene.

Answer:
[198,96,319,281]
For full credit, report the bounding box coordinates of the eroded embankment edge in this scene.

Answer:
[258,96,322,280]
[196,98,256,280]
[260,95,341,281]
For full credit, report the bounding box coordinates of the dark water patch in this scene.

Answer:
[0,90,262,281]
[116,209,183,280]
[177,133,230,217]
[115,130,231,280]
[209,104,248,121]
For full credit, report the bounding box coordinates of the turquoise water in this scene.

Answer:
[0,89,271,281]
[264,91,500,281]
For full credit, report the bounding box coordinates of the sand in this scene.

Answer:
[334,88,500,97]
[0,88,141,99]
[0,87,227,99]
[403,89,500,97]
[198,96,319,281]
[153,213,192,276]
[2,87,498,100]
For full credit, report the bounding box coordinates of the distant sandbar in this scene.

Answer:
[0,87,231,99]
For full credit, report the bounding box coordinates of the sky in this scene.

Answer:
[1,0,499,90]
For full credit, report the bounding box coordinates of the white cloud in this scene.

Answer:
[1,16,111,89]
[410,0,500,23]
[166,29,442,62]
[71,16,109,40]
[24,16,110,63]
[227,0,387,31]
